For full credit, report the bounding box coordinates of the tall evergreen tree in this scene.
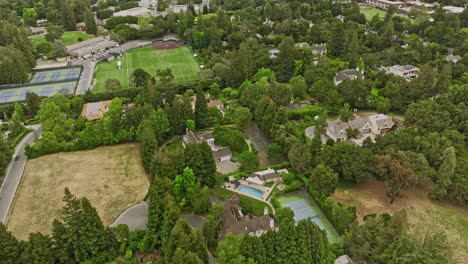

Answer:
[184,142,217,187]
[61,0,76,31]
[21,233,55,264]
[137,119,159,172]
[329,22,345,57]
[84,8,97,35]
[0,223,21,264]
[195,89,209,129]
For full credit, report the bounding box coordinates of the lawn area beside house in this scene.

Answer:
[30,31,95,47]
[212,187,273,216]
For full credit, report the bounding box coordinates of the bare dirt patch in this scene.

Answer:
[152,40,184,50]
[6,143,149,240]
[333,178,468,262]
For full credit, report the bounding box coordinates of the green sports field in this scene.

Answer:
[360,6,387,20]
[94,46,201,93]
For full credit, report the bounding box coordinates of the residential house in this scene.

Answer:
[81,100,112,121]
[30,27,45,35]
[335,255,354,264]
[246,168,287,185]
[219,194,278,240]
[182,130,233,162]
[76,22,86,31]
[295,42,310,48]
[36,19,48,26]
[311,44,327,57]
[443,6,464,14]
[446,54,462,63]
[207,99,226,115]
[326,114,395,142]
[268,48,280,59]
[334,68,364,85]
[384,65,419,81]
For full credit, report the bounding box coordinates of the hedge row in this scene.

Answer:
[287,104,325,120]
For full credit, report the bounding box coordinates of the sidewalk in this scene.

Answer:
[0,125,42,223]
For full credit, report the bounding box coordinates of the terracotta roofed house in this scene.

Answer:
[81,100,112,121]
[219,194,278,240]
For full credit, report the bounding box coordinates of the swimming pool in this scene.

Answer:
[239,185,264,198]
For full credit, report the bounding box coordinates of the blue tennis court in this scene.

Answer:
[17,89,35,101]
[50,71,62,81]
[284,199,331,238]
[0,91,16,103]
[31,73,48,83]
[64,69,80,79]
[39,87,55,96]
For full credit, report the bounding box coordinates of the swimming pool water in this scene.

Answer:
[239,185,264,198]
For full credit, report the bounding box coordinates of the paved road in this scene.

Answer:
[0,125,42,223]
[110,202,148,231]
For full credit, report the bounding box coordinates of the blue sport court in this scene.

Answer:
[284,199,331,238]
[0,81,77,104]
[30,67,82,83]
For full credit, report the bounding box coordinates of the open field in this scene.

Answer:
[6,144,149,240]
[276,191,340,243]
[333,178,468,262]
[30,31,95,47]
[360,6,387,20]
[94,46,200,92]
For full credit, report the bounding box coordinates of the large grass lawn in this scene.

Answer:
[6,144,149,240]
[333,178,468,262]
[360,6,387,20]
[30,31,95,47]
[94,46,201,93]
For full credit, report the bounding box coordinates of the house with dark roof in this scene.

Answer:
[182,130,232,162]
[311,44,327,57]
[334,68,364,85]
[219,194,278,240]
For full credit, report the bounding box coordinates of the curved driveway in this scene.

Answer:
[0,125,42,223]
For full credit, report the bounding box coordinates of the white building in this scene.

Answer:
[113,7,152,17]
[139,0,158,9]
[365,0,404,10]
[384,65,420,80]
[268,48,280,59]
[443,6,464,14]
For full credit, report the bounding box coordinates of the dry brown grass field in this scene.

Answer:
[333,178,468,263]
[6,143,149,240]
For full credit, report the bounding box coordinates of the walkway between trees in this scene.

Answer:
[0,124,42,223]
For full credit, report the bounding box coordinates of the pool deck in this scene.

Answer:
[223,179,276,214]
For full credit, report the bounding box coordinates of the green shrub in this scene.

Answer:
[287,105,325,120]
[125,248,133,259]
